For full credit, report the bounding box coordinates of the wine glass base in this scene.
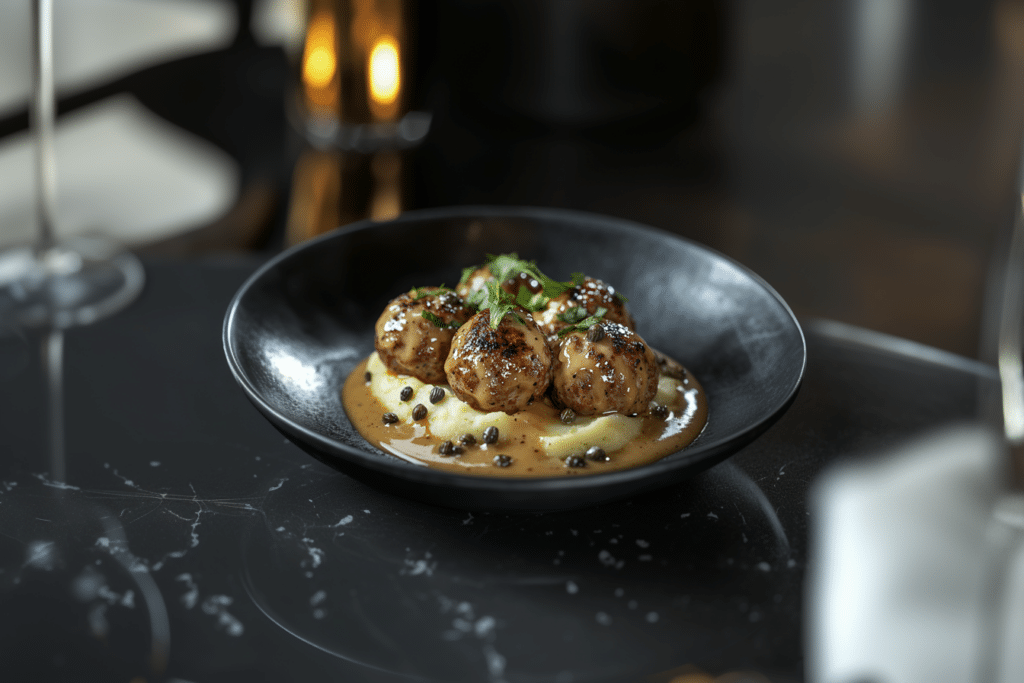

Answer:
[0,236,144,329]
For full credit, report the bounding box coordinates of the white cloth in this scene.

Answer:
[807,424,1024,683]
[0,0,236,118]
[0,94,239,248]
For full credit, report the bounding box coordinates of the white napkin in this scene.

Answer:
[0,94,239,248]
[807,424,1024,683]
[0,0,236,118]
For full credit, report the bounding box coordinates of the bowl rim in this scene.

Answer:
[223,205,807,493]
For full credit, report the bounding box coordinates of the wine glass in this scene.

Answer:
[0,0,143,331]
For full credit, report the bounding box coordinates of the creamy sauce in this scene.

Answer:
[341,354,708,478]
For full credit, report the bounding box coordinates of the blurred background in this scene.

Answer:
[1,0,1023,359]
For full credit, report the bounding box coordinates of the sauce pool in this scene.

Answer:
[341,356,709,478]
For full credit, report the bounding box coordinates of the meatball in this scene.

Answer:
[456,266,543,304]
[374,288,473,384]
[455,266,493,303]
[444,309,553,414]
[534,277,635,339]
[552,321,659,416]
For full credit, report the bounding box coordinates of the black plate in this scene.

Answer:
[223,206,805,511]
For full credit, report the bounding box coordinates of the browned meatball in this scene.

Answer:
[456,266,543,303]
[552,321,659,416]
[374,288,473,383]
[444,309,553,414]
[455,266,493,302]
[534,277,635,339]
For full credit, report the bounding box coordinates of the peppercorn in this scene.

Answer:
[482,426,499,444]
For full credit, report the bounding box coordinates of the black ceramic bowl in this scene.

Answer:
[223,206,805,511]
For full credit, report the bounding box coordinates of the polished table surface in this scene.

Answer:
[0,257,995,683]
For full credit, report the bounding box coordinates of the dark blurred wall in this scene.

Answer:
[404,0,1024,359]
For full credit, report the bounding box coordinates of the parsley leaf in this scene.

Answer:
[556,306,609,337]
[420,310,462,329]
[483,253,573,308]
[464,286,488,310]
[461,253,621,327]
[557,307,589,325]
[483,280,524,328]
[409,285,453,301]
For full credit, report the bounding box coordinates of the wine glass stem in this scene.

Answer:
[32,0,57,253]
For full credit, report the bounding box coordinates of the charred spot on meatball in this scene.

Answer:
[551,321,659,416]
[374,288,473,384]
[444,308,553,414]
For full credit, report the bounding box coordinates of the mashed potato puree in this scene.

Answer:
[341,352,708,477]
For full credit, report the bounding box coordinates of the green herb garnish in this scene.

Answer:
[484,253,573,305]
[410,285,453,301]
[420,310,462,329]
[464,285,488,310]
[482,279,524,328]
[557,307,590,325]
[556,306,609,337]
[457,253,625,329]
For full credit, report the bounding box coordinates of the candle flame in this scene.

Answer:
[302,11,337,110]
[368,36,400,108]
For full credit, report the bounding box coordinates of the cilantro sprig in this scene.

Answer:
[556,306,608,337]
[459,266,477,286]
[420,310,462,329]
[482,280,524,329]
[455,253,625,330]
[484,253,574,305]
[410,285,453,301]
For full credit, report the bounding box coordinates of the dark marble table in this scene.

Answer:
[0,258,995,683]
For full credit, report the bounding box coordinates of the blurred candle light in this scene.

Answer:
[368,36,400,117]
[287,0,412,245]
[301,9,338,116]
[369,150,401,221]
